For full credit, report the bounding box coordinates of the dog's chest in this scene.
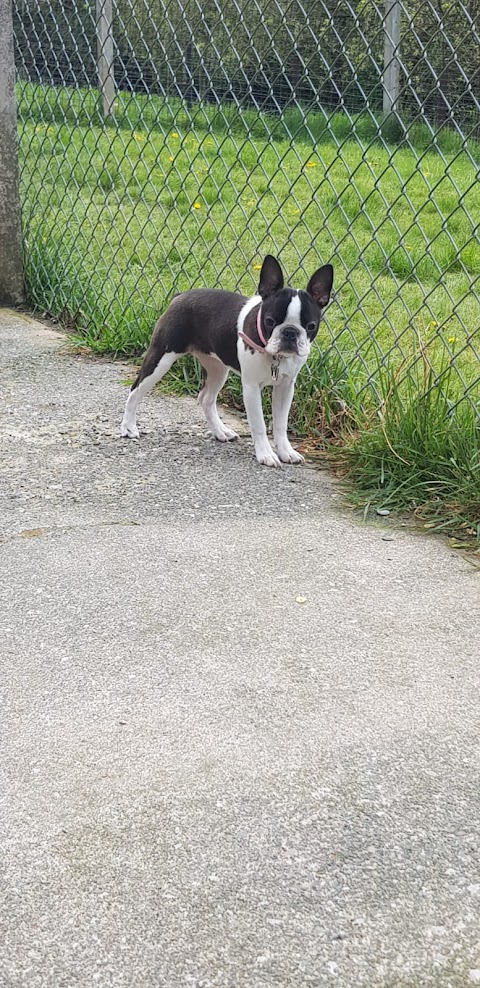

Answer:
[241,350,305,387]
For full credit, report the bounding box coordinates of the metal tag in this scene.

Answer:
[271,358,280,381]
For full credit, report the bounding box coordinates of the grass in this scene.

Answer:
[333,359,480,546]
[16,82,480,544]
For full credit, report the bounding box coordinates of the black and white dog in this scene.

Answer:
[121,255,333,467]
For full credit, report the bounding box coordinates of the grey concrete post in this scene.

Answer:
[383,0,401,114]
[0,0,24,304]
[96,0,115,117]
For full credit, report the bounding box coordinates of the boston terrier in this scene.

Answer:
[121,255,333,467]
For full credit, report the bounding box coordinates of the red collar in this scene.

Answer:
[238,305,267,353]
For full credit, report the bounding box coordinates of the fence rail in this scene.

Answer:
[9,0,480,417]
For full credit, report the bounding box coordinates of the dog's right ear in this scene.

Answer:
[258,255,284,298]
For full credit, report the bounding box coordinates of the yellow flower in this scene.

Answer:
[193,202,201,209]
[133,132,145,141]
[171,132,179,138]
[168,156,174,162]
[431,320,438,327]
[306,161,316,168]
[252,263,262,270]
[405,244,413,250]
[448,336,457,343]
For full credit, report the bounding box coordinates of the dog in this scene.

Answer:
[121,255,333,467]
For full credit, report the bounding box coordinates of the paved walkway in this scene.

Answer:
[1,310,479,987]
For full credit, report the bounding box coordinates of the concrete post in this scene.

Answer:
[383,0,401,114]
[96,0,115,117]
[0,0,24,305]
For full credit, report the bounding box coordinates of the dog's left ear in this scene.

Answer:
[258,255,284,298]
[306,264,334,308]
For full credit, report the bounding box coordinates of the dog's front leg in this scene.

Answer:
[242,382,281,467]
[272,379,304,464]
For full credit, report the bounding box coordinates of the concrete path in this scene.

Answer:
[1,310,479,988]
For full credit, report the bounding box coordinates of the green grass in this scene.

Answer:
[17,82,480,543]
[333,355,480,546]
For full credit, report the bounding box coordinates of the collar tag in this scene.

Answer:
[271,357,280,381]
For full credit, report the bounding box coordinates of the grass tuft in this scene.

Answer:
[333,351,480,546]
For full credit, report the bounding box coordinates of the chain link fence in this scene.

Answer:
[12,0,480,418]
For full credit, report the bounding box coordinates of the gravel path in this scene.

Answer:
[1,310,479,988]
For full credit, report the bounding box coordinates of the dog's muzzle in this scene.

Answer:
[280,325,300,352]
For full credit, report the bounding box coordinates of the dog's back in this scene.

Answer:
[146,289,248,373]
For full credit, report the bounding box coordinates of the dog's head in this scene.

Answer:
[257,255,333,359]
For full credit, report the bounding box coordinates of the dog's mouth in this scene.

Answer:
[265,326,310,359]
[266,340,309,358]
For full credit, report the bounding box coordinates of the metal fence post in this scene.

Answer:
[383,0,401,114]
[96,0,115,117]
[0,0,24,305]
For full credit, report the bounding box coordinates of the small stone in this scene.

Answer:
[326,961,338,975]
[376,507,390,516]
[382,535,395,541]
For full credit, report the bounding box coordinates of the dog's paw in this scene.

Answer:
[214,426,239,443]
[120,421,140,439]
[277,445,304,464]
[256,447,282,468]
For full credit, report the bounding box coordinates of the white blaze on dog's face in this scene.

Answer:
[256,256,334,359]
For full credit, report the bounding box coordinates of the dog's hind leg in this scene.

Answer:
[121,349,179,438]
[195,354,238,442]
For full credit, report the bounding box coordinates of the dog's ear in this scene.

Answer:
[306,264,334,308]
[258,255,284,298]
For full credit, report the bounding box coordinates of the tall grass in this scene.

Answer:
[336,356,480,544]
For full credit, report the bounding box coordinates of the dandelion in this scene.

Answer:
[252,263,262,270]
[431,320,438,327]
[448,336,457,343]
[405,244,413,250]
[168,156,174,162]
[306,160,316,168]
[193,202,201,209]
[171,132,179,138]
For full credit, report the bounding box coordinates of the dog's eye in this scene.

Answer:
[307,321,316,333]
[264,316,276,330]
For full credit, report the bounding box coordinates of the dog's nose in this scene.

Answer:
[282,326,298,342]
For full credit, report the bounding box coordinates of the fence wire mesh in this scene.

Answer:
[12,0,480,417]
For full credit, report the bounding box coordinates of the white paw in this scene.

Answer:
[120,421,140,439]
[277,445,304,464]
[214,427,239,443]
[256,447,282,468]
